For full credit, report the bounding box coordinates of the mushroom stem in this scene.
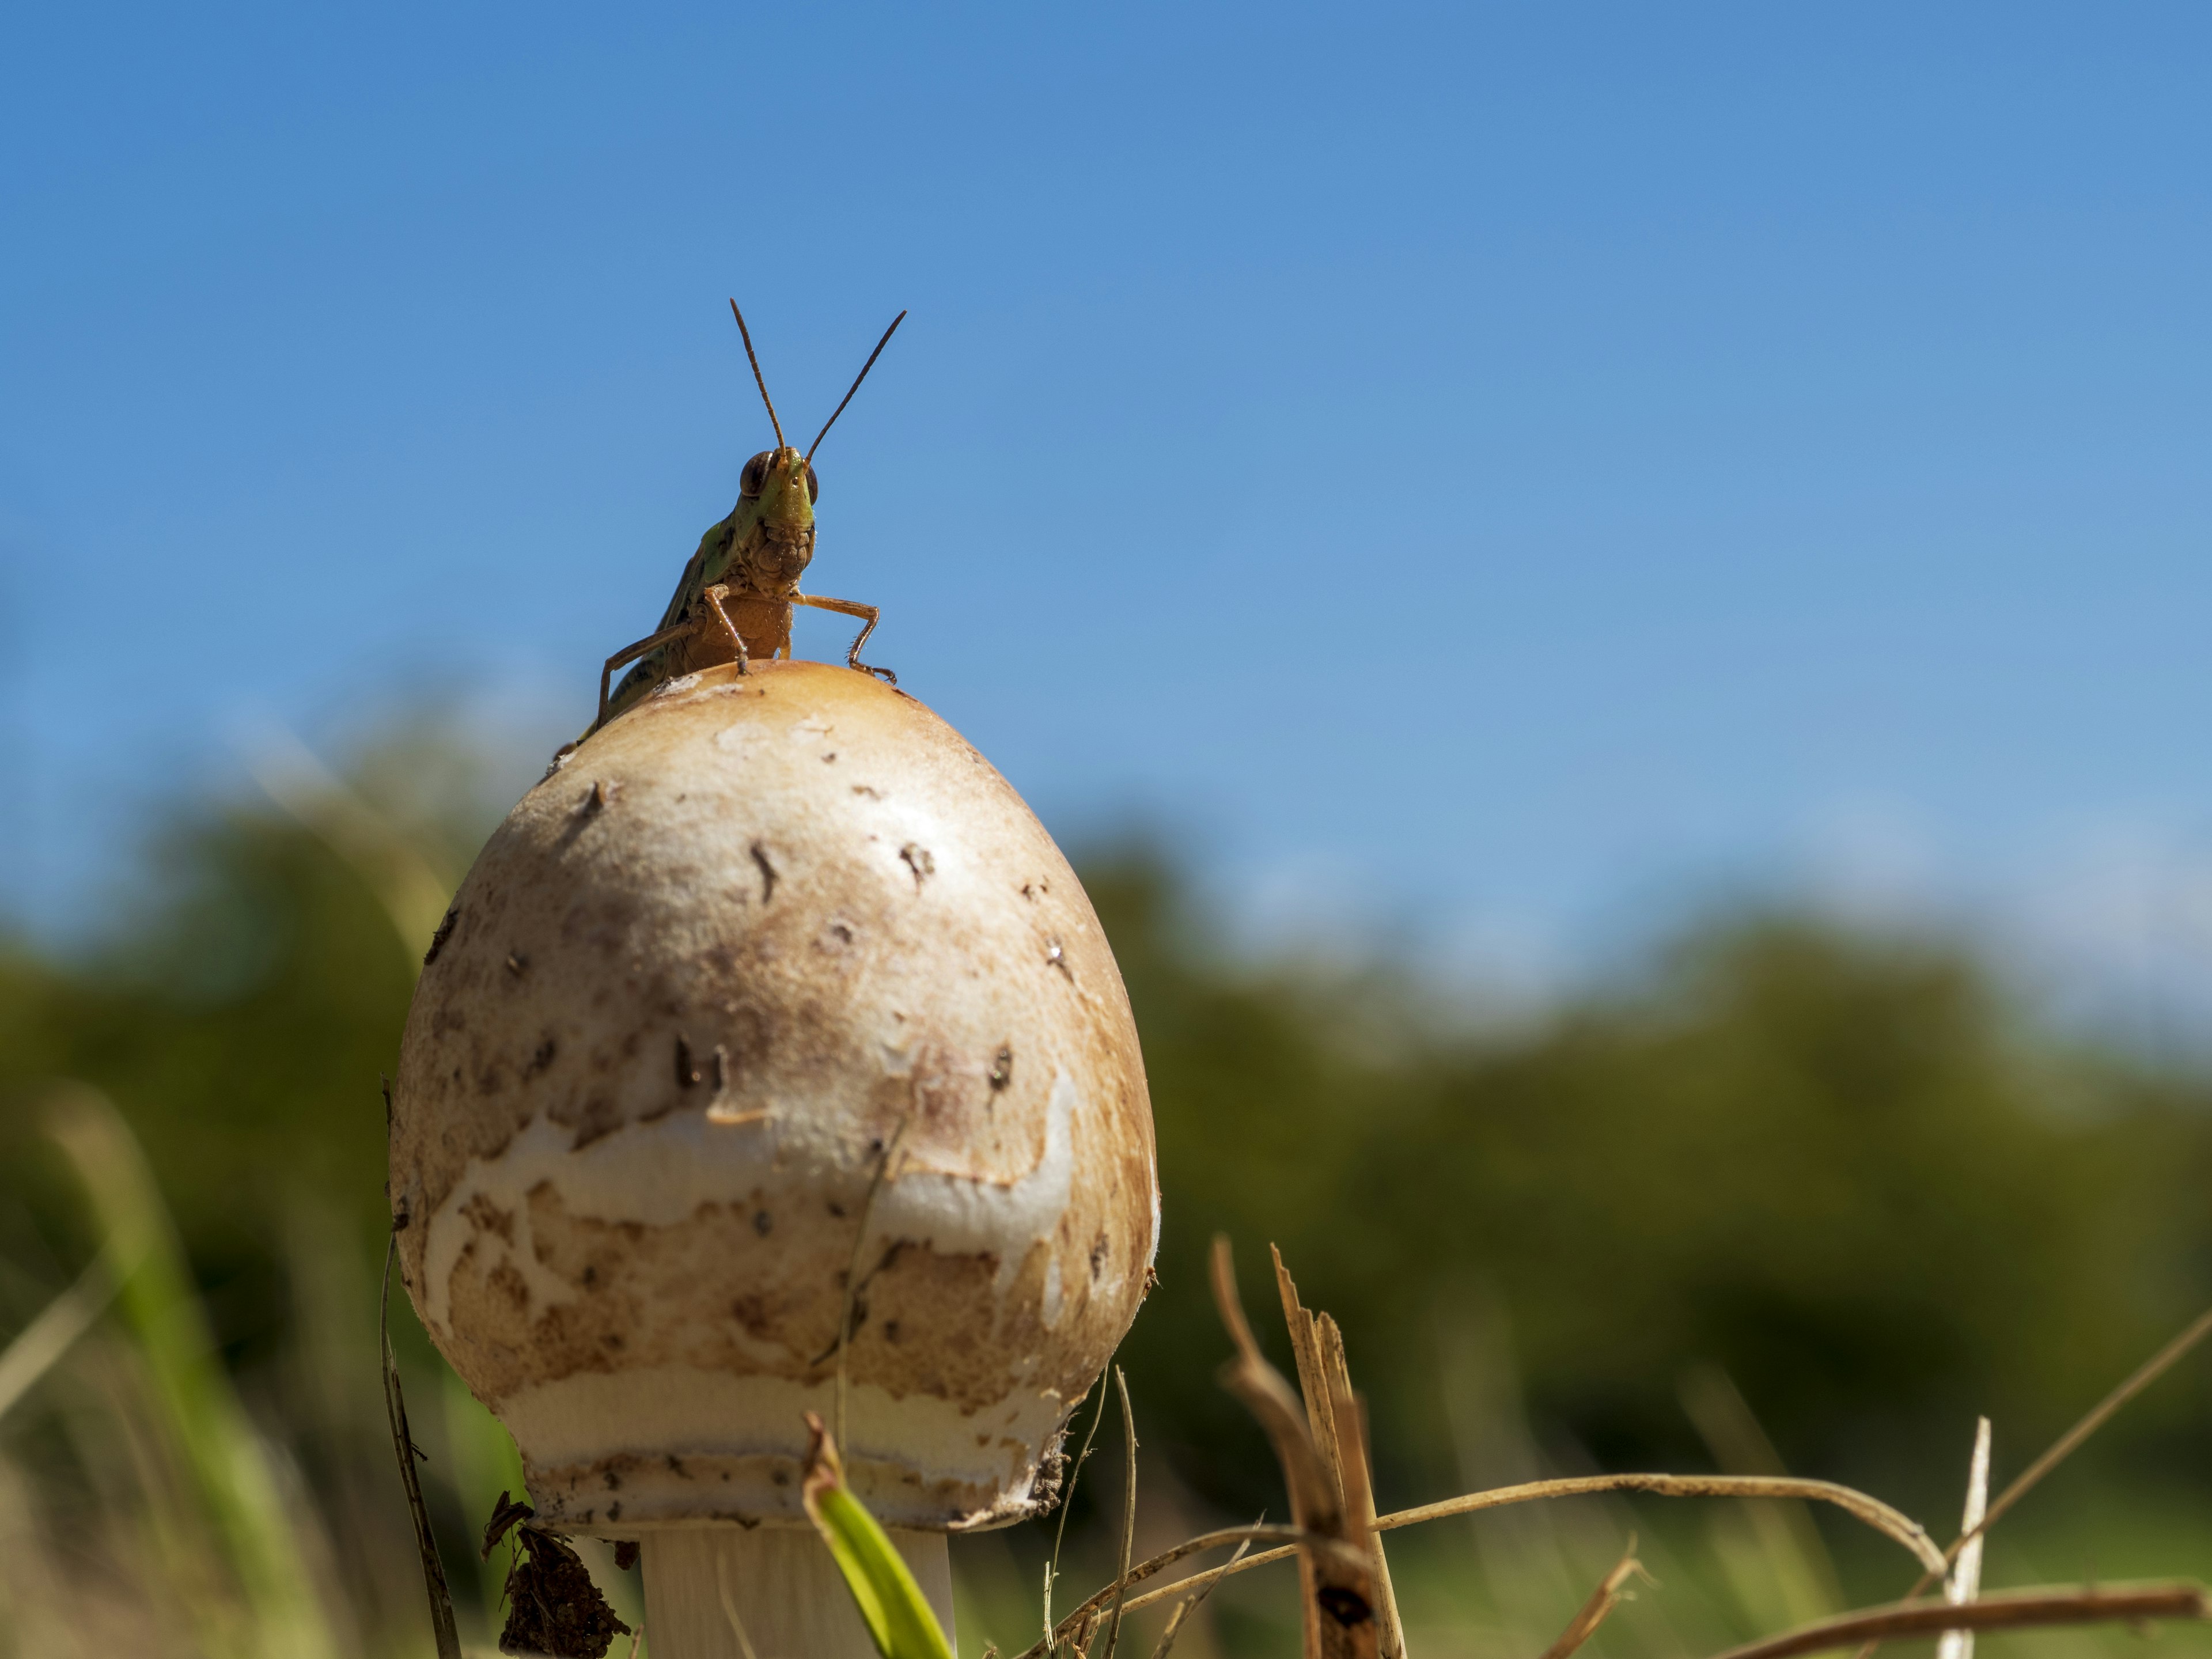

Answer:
[642,1526,955,1658]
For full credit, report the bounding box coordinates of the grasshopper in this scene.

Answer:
[588,301,905,737]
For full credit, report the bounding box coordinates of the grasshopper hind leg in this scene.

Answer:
[593,624,690,734]
[586,586,754,738]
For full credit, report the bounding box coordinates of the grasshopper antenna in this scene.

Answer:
[729,299,787,451]
[807,310,907,463]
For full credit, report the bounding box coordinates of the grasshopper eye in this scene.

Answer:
[805,463,819,503]
[739,451,775,498]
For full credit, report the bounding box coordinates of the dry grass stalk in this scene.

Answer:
[1967,1305,2212,1554]
[1099,1368,1139,1659]
[1934,1418,1991,1659]
[1045,1368,1118,1653]
[1149,1527,1259,1659]
[1031,1250,2212,1659]
[1679,1364,1844,1622]
[1706,1581,2208,1659]
[1849,1302,2212,1659]
[1048,1296,2212,1657]
[1535,1538,1646,1659]
[0,1250,115,1426]
[1210,1236,1380,1659]
[715,1550,763,1659]
[1273,1247,1407,1659]
[1093,1465,1941,1627]
[1013,1525,1317,1657]
[1380,1474,1944,1574]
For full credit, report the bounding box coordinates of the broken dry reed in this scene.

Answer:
[1709,1582,2209,1659]
[1275,1246,1405,1657]
[1537,1539,1646,1659]
[1209,1243,1342,1540]
[1847,1302,2212,1659]
[1033,1241,1949,1659]
[1209,1237,1378,1659]
[1934,1418,1991,1659]
[1331,1391,1399,1659]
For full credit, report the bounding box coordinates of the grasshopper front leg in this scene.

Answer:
[792,593,896,685]
[699,584,749,672]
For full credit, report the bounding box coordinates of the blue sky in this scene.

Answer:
[5,3,2212,1011]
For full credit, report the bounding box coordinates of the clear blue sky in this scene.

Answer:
[6,3,2211,1006]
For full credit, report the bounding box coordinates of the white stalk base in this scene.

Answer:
[642,1526,954,1659]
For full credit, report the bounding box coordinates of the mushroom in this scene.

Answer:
[391,660,1156,1656]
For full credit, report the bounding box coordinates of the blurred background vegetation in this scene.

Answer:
[3,725,2210,1658]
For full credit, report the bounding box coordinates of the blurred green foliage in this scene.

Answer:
[1087,858,2212,1525]
[4,735,2211,1580]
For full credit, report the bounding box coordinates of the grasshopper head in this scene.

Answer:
[733,446,818,594]
[721,300,902,598]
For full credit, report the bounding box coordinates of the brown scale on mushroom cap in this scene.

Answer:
[391,661,1157,1532]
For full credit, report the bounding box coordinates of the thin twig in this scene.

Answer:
[381,1231,462,1659]
[834,1116,908,1453]
[1706,1582,2206,1659]
[1850,1304,2212,1659]
[1112,1550,1299,1623]
[1007,1527,1317,1659]
[1969,1306,2212,1562]
[1380,1475,1945,1575]
[1151,1522,1261,1659]
[1047,1366,1118,1655]
[1099,1470,1941,1628]
[0,1248,117,1424]
[716,1550,763,1659]
[1101,1369,1139,1659]
[1537,1538,1647,1659]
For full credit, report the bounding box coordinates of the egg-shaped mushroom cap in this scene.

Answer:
[391,661,1156,1533]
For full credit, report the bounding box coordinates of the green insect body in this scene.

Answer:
[588,303,904,738]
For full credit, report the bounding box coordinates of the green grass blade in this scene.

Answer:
[46,1083,343,1659]
[801,1411,956,1659]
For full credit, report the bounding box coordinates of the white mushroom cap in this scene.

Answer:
[391,661,1157,1534]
